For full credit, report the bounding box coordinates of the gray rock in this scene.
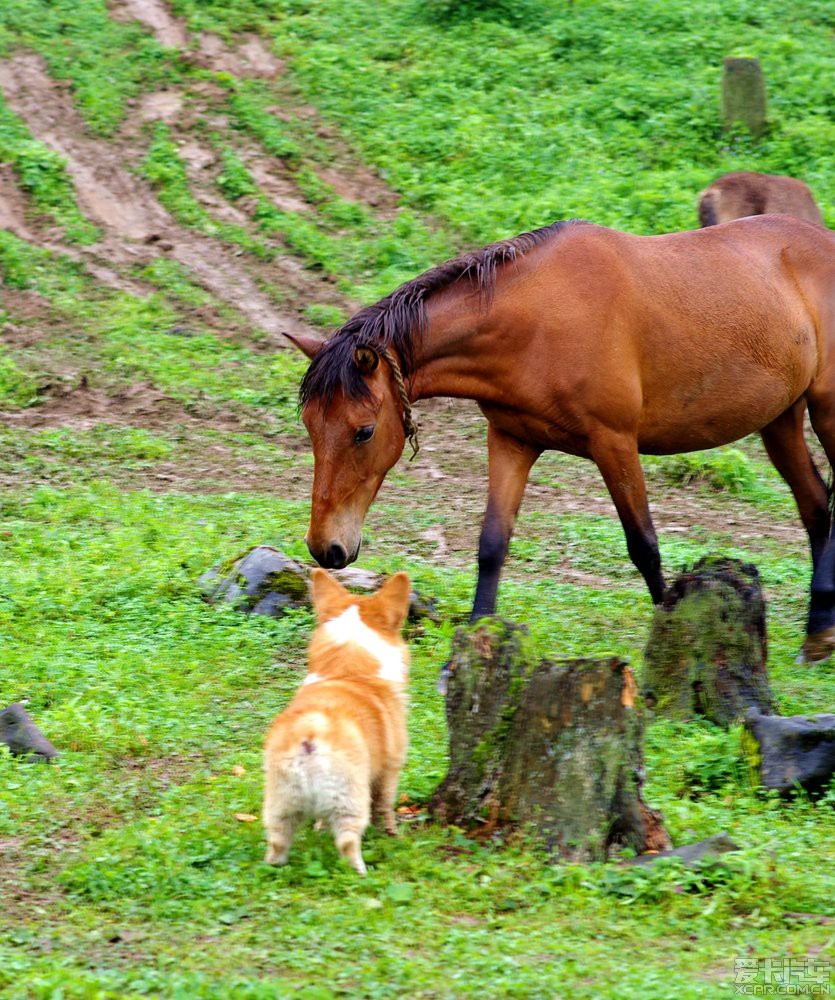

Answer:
[0,703,59,761]
[623,832,740,866]
[745,709,835,794]
[200,546,439,623]
[199,547,309,615]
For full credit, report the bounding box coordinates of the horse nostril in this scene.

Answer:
[324,543,348,569]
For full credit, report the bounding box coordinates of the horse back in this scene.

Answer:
[697,171,824,227]
[492,217,835,453]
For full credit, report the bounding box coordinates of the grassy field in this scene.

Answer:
[1,1,834,997]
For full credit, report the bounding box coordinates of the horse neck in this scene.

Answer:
[407,285,505,403]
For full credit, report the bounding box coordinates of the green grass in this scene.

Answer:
[0,482,833,998]
[173,0,835,240]
[0,347,38,407]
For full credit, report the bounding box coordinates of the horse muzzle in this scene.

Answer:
[306,539,359,570]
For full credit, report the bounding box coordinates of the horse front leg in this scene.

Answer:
[471,425,541,620]
[590,430,665,604]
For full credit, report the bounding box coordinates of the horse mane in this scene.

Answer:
[298,219,579,406]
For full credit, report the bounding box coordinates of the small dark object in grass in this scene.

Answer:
[622,832,740,867]
[0,703,59,761]
[745,709,835,795]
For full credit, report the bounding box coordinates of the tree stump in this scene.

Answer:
[643,556,775,728]
[722,57,767,138]
[430,619,669,860]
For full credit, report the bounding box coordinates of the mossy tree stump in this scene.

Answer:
[722,57,767,138]
[430,619,668,860]
[643,556,775,728]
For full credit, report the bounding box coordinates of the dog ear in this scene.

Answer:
[309,568,348,617]
[353,346,379,375]
[372,571,412,632]
[284,333,324,359]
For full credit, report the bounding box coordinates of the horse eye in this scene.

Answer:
[354,426,375,444]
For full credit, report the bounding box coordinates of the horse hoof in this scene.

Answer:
[798,626,835,665]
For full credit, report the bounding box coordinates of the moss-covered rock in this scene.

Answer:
[745,709,835,795]
[199,545,439,622]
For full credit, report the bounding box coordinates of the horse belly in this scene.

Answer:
[636,347,814,455]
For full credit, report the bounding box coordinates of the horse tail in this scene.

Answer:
[698,190,718,228]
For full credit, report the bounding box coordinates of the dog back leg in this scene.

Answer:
[373,764,402,836]
[330,783,371,875]
[263,779,303,865]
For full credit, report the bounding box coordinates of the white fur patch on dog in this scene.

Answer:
[301,672,323,686]
[323,604,406,681]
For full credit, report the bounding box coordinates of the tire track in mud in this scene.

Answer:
[110,0,284,78]
[0,53,314,342]
[111,0,398,219]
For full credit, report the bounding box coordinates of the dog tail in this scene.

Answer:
[290,711,331,762]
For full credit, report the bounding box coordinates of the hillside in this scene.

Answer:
[1,2,834,997]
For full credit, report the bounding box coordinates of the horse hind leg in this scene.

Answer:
[799,389,835,662]
[760,402,830,570]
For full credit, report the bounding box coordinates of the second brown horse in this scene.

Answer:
[290,215,835,663]
[698,171,824,227]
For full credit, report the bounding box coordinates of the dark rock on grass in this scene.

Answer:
[745,709,835,794]
[623,832,740,867]
[200,545,439,623]
[0,703,59,761]
[643,555,775,728]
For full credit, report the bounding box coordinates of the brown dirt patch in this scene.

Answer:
[110,0,284,77]
[315,164,400,216]
[0,163,34,239]
[193,32,284,79]
[0,379,241,433]
[137,89,184,124]
[109,0,189,49]
[1,287,58,344]
[244,153,312,215]
[0,52,314,342]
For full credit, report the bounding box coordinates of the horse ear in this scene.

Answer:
[284,332,324,359]
[309,568,347,617]
[353,346,379,374]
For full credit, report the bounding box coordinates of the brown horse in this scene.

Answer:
[698,171,824,227]
[289,215,835,664]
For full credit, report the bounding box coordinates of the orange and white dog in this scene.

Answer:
[263,568,411,875]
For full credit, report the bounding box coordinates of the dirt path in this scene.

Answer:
[110,0,284,78]
[109,0,189,49]
[0,53,312,342]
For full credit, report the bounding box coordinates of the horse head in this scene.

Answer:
[288,334,412,569]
